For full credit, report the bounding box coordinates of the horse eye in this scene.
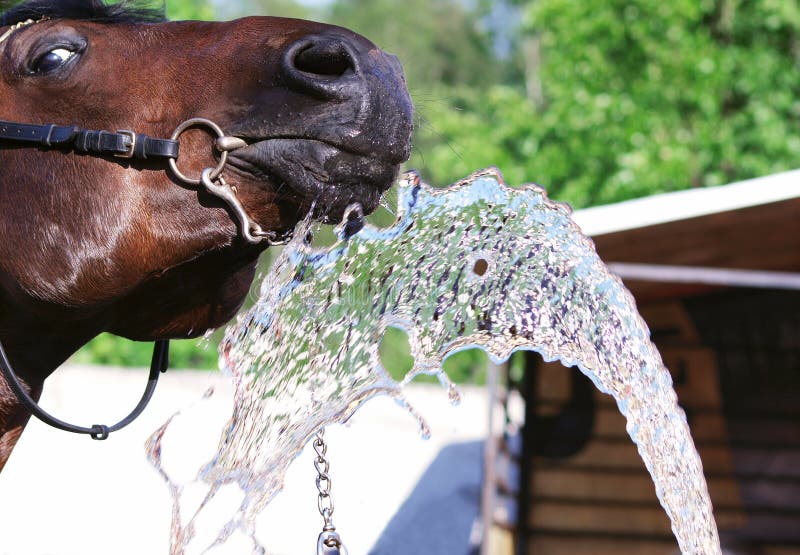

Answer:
[32,48,75,74]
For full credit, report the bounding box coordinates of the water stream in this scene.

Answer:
[147,168,721,554]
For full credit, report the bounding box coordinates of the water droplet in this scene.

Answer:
[447,384,462,406]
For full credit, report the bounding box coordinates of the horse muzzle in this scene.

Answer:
[226,31,414,222]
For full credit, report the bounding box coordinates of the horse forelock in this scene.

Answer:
[0,0,166,27]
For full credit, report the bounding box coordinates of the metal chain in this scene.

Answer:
[313,429,347,555]
[313,429,335,525]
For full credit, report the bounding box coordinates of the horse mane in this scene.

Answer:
[0,0,166,26]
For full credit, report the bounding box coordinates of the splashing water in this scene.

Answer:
[148,168,721,554]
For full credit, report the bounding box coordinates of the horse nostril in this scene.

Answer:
[282,34,361,98]
[293,41,353,78]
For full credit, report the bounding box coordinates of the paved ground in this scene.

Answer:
[0,365,489,555]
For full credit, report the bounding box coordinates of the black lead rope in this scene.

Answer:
[0,118,217,439]
[0,120,179,160]
[0,120,178,438]
[0,339,169,440]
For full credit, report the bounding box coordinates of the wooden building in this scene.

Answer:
[482,170,800,554]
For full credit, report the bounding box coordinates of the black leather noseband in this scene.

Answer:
[0,118,181,440]
[0,120,179,160]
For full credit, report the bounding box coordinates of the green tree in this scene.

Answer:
[414,0,800,206]
[326,0,499,90]
[165,0,215,21]
[216,0,313,20]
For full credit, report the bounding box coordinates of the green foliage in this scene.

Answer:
[379,326,414,379]
[411,0,800,207]
[165,1,215,21]
[326,0,499,90]
[71,333,219,369]
[379,326,488,384]
[531,0,799,203]
[216,0,313,20]
[410,85,543,189]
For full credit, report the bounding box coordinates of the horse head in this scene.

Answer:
[0,0,412,468]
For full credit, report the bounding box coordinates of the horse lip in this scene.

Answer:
[226,137,355,180]
[226,137,399,220]
[229,135,377,161]
[227,136,401,178]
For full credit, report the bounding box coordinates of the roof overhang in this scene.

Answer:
[570,170,800,302]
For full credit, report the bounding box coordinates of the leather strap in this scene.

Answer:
[0,339,169,440]
[0,120,190,438]
[0,120,179,160]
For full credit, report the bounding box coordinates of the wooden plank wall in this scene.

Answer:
[519,300,798,554]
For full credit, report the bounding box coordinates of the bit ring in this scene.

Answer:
[169,118,228,185]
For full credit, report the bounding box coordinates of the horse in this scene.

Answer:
[0,0,413,471]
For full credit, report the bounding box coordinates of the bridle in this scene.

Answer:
[0,115,290,439]
[0,19,290,245]
[0,117,289,245]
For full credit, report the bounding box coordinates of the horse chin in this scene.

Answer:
[228,138,399,223]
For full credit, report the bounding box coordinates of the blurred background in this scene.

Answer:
[75,0,800,379]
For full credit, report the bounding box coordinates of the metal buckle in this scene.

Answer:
[115,129,136,159]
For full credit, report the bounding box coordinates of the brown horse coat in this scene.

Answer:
[0,0,412,470]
